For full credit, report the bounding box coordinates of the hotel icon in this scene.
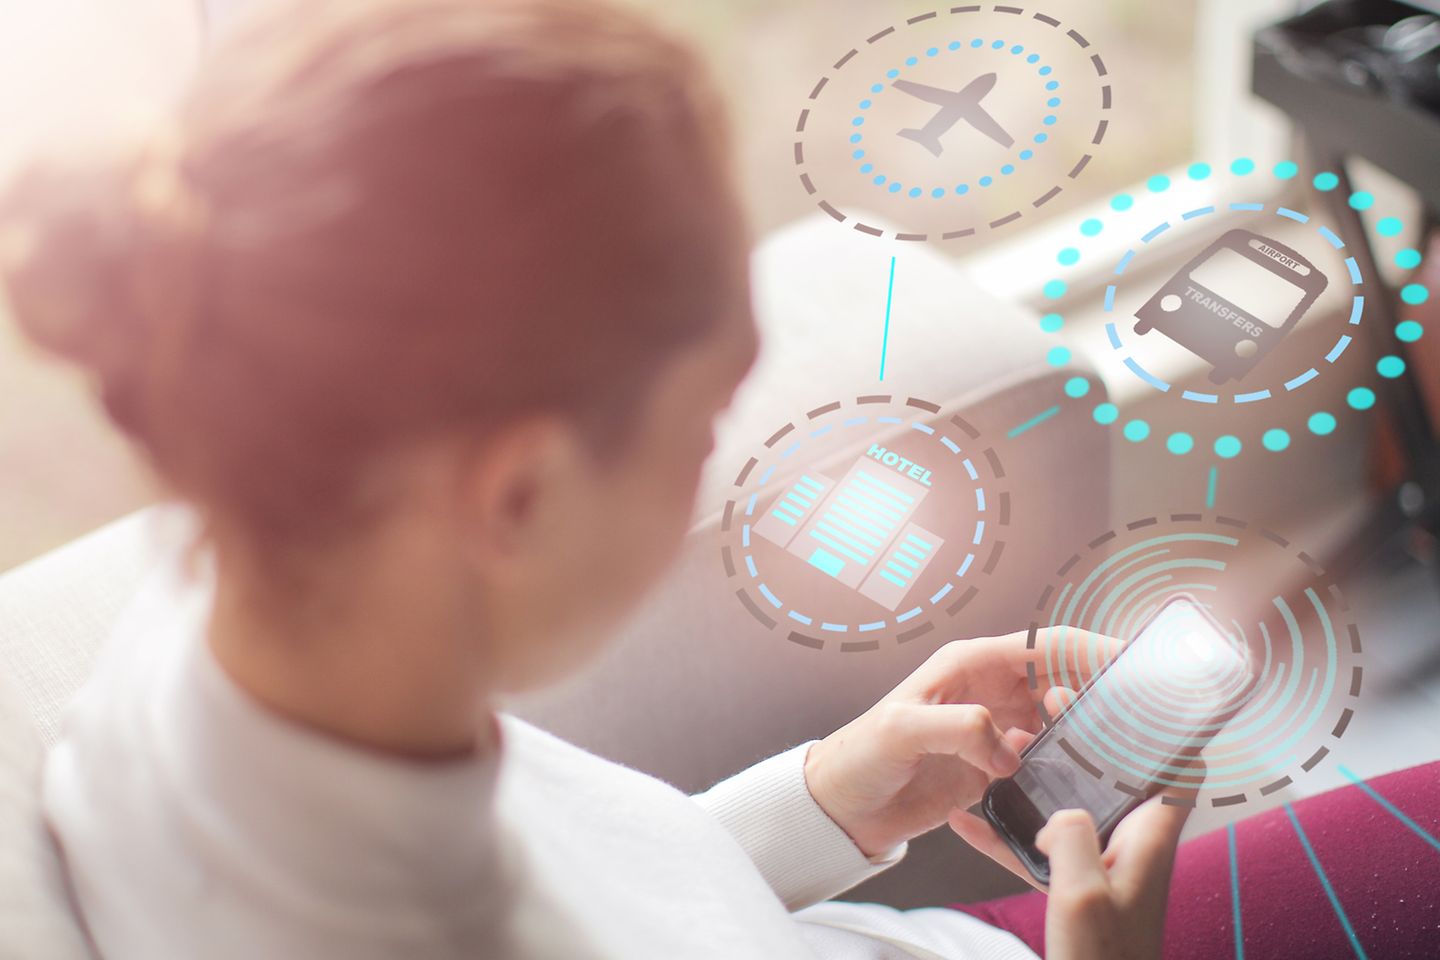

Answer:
[753,456,944,611]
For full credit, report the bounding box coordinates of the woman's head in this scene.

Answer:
[1,0,755,691]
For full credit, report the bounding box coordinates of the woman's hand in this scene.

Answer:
[1035,798,1190,960]
[952,774,1198,960]
[803,628,1112,858]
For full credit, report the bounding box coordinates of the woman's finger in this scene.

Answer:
[890,637,998,698]
[896,629,1120,707]
[947,809,1048,892]
[1018,627,1121,683]
[1041,685,1078,720]
[888,702,1020,777]
[1036,809,1107,894]
[1107,789,1194,899]
[897,629,1111,700]
[1004,726,1035,754]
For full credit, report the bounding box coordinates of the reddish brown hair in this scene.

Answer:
[1,0,741,545]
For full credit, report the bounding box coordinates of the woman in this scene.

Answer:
[6,1,1432,958]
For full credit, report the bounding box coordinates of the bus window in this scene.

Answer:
[1187,247,1308,328]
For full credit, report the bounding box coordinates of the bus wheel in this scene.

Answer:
[1134,320,1154,335]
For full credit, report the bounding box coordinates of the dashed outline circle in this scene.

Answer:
[1039,157,1428,458]
[1023,513,1363,808]
[795,6,1112,242]
[720,395,1010,652]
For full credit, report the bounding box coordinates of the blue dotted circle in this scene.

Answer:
[1166,432,1194,455]
[851,39,1062,200]
[794,10,1113,242]
[1308,412,1336,436]
[1031,157,1427,458]
[1262,429,1290,452]
[1123,419,1151,442]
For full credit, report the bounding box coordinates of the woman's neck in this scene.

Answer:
[206,528,498,762]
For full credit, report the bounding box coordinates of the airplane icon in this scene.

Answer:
[891,73,1014,157]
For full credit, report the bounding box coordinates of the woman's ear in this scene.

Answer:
[454,417,585,569]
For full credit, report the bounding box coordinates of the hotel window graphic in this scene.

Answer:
[753,444,944,611]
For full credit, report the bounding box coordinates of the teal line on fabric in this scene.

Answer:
[879,256,897,381]
[1284,803,1369,959]
[1339,765,1440,854]
[1007,405,1061,439]
[1228,823,1244,960]
[1206,465,1219,509]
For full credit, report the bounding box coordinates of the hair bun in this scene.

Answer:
[0,152,161,436]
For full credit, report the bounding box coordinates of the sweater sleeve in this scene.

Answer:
[691,741,907,912]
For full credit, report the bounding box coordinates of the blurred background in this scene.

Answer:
[0,0,1260,571]
[625,0,1201,240]
[2,0,1439,913]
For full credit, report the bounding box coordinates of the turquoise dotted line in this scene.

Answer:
[1041,158,1427,458]
[850,39,1059,200]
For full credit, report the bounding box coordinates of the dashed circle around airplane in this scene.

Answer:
[795,7,1112,242]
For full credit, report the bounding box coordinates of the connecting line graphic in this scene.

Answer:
[879,256,897,382]
[1284,802,1370,960]
[1228,823,1243,960]
[1338,765,1440,853]
[1006,405,1060,439]
[1206,465,1219,509]
[1227,767,1439,960]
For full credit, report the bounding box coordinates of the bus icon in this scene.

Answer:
[1133,229,1328,384]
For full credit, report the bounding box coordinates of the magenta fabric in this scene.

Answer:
[950,762,1440,958]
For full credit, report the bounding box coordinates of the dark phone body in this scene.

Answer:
[980,766,1126,886]
[980,596,1248,885]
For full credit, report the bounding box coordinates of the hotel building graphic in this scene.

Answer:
[753,445,944,611]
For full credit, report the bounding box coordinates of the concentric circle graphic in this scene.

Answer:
[795,6,1112,242]
[1025,514,1363,807]
[720,395,1008,651]
[1037,157,1428,460]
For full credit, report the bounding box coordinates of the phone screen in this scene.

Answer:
[982,596,1252,883]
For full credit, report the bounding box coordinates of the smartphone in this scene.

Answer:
[980,595,1253,885]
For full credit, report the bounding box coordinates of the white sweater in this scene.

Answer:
[43,556,1038,960]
